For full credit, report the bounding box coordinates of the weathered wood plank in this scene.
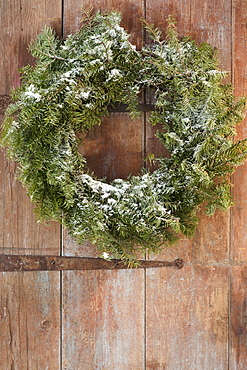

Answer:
[62,3,146,369]
[0,0,61,256]
[146,266,229,369]
[62,0,145,257]
[145,0,232,265]
[145,0,232,67]
[0,2,62,370]
[0,0,62,95]
[2,3,247,370]
[0,0,22,94]
[62,269,145,369]
[229,3,247,367]
[63,0,144,48]
[230,266,247,370]
[79,114,144,182]
[0,271,60,370]
[231,0,247,263]
[63,110,144,257]
[145,1,232,369]
[61,0,145,256]
[0,149,60,256]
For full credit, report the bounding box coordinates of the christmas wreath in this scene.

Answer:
[1,11,247,263]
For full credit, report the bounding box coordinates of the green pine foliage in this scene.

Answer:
[1,11,247,263]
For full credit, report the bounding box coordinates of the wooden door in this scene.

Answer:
[1,0,247,369]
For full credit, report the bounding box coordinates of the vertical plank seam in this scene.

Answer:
[228,0,235,368]
[60,226,63,370]
[228,266,232,370]
[60,2,65,369]
[144,269,147,370]
[61,0,65,38]
[230,0,235,265]
[142,0,147,169]
[143,0,147,368]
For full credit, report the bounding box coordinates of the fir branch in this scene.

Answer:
[32,48,67,61]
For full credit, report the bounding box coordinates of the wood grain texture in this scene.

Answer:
[145,1,233,369]
[230,266,247,370]
[63,109,144,257]
[79,114,144,182]
[0,149,60,256]
[1,1,247,369]
[147,209,229,266]
[145,0,232,265]
[0,0,62,95]
[63,0,144,48]
[0,271,60,370]
[231,0,247,263]
[62,269,145,369]
[145,0,232,67]
[62,4,146,370]
[0,3,61,369]
[146,266,228,370]
[0,0,61,256]
[0,0,22,94]
[230,5,247,366]
[62,0,144,257]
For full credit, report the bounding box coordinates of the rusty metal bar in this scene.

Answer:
[108,103,155,112]
[0,255,184,271]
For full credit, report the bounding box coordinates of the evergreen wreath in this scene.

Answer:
[1,11,247,264]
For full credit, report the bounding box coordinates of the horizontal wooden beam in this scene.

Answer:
[0,255,184,271]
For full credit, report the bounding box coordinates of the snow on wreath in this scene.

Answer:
[1,10,247,265]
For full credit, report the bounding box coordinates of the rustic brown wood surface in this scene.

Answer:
[146,266,229,369]
[230,266,247,369]
[230,1,247,369]
[0,271,60,369]
[1,0,247,369]
[0,1,61,369]
[79,113,144,182]
[62,269,145,369]
[145,0,232,266]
